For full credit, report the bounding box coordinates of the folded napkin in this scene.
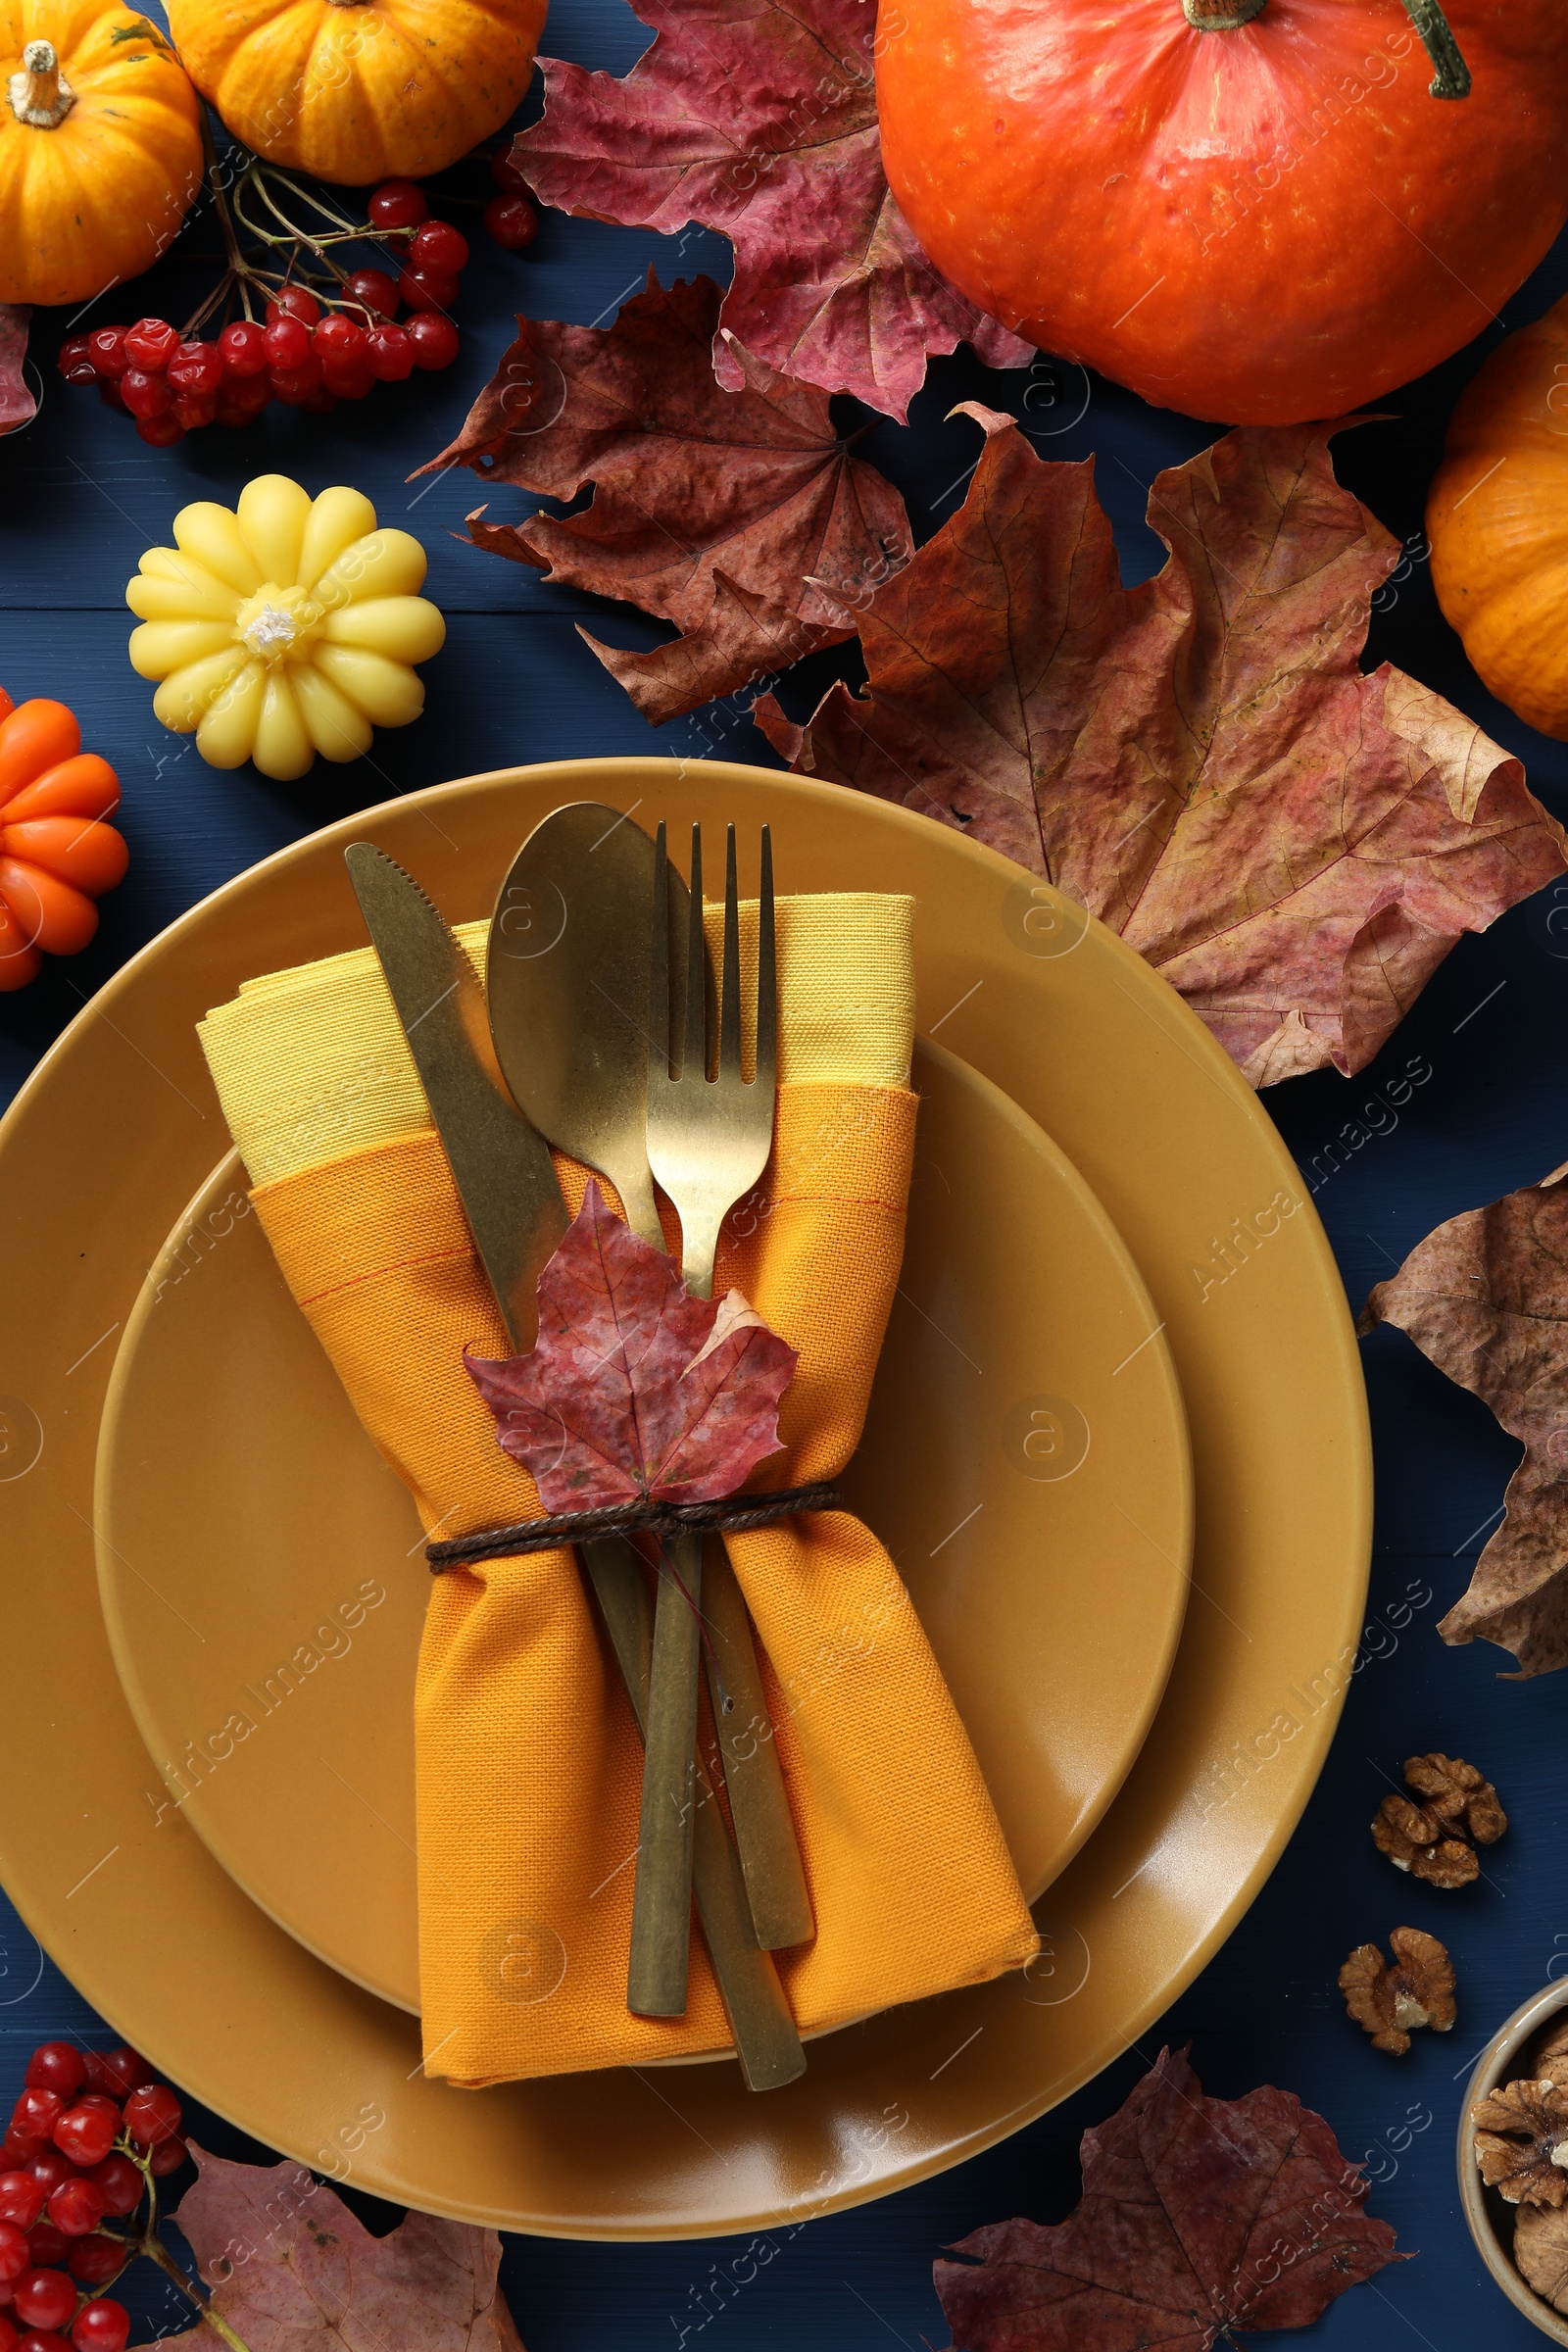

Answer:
[199,893,1036,2083]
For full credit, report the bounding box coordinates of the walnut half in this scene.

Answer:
[1339,1927,1456,2055]
[1473,2077,1568,2207]
[1370,1752,1505,1886]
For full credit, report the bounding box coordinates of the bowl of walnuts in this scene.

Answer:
[1461,1978,1568,2339]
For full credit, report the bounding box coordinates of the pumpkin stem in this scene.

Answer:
[1398,0,1471,96]
[7,39,75,128]
[1183,0,1265,24]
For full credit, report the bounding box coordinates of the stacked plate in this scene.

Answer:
[0,760,1369,2235]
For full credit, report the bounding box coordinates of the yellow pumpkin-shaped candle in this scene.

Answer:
[166,0,548,184]
[1428,294,1568,740]
[126,476,446,782]
[0,5,203,305]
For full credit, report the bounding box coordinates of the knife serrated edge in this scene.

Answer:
[344,842,567,1353]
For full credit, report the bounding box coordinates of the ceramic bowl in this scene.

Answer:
[1459,1978,1568,2342]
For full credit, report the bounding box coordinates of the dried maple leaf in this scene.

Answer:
[466,1180,796,1510]
[934,2045,1401,2352]
[1357,1168,1568,1676]
[133,2144,523,2352]
[1473,2078,1568,2206]
[421,274,910,724]
[509,0,1030,420]
[0,308,32,435]
[757,409,1568,1087]
[1339,1928,1455,2055]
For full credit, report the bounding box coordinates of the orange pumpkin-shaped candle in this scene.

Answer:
[0,5,203,306]
[1427,294,1568,740]
[876,0,1568,425]
[166,0,549,184]
[0,693,128,990]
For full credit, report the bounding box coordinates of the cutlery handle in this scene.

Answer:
[582,1538,805,2089]
[701,1538,814,1951]
[627,1532,705,2016]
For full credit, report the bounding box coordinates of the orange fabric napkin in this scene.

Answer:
[200,903,1036,2082]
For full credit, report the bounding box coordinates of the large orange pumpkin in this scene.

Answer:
[0,3,203,306]
[877,0,1568,425]
[1427,294,1568,739]
[166,0,549,185]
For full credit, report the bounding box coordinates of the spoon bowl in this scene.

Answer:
[487,801,688,1247]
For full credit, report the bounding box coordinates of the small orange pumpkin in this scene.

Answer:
[0,6,203,307]
[1428,295,1568,740]
[166,0,549,185]
[0,692,128,990]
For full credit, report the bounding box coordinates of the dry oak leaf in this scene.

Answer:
[1339,1927,1455,2055]
[0,308,32,435]
[1473,2077,1568,2207]
[933,2044,1401,2352]
[756,410,1568,1087]
[509,0,1031,419]
[1357,1168,1568,1676]
[1515,2201,1568,2312]
[131,2143,523,2352]
[466,1180,797,1511]
[422,273,910,724]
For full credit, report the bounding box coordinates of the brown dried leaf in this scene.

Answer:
[421,275,910,723]
[757,410,1568,1085]
[0,308,32,434]
[932,2045,1402,2352]
[1473,2078,1568,2207]
[1515,2201,1568,2312]
[509,0,1030,419]
[132,2144,524,2352]
[1340,1928,1456,2055]
[1358,1170,1568,1675]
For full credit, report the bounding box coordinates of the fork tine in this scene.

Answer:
[649,819,670,1086]
[718,824,742,1082]
[681,824,707,1082]
[755,824,776,1096]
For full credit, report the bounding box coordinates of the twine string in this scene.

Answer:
[426,1479,845,1571]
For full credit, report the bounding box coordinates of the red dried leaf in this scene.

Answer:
[935,2047,1402,2352]
[758,409,1568,1087]
[510,0,1031,420]
[422,274,910,724]
[0,308,33,435]
[133,2143,524,2352]
[466,1181,797,1510]
[1357,1165,1568,1676]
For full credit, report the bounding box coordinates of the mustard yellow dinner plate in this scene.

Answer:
[0,759,1370,2236]
[94,1036,1191,2017]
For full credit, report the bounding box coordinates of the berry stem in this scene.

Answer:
[95,2151,254,2352]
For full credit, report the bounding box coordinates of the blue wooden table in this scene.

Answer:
[5,5,1568,2345]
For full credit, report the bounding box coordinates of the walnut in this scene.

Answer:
[1533,2013,1568,2089]
[1339,1927,1456,2054]
[1370,1752,1505,1886]
[1473,2077,1568,2206]
[1515,2201,1568,2312]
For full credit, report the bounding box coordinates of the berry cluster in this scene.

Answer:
[0,2043,186,2352]
[484,148,539,253]
[58,174,473,446]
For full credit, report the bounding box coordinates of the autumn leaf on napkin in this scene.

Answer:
[759,410,1568,1087]
[509,0,1030,420]
[135,2144,524,2352]
[421,274,910,725]
[0,309,33,435]
[1358,1166,1568,1677]
[466,1181,796,1509]
[935,2046,1402,2352]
